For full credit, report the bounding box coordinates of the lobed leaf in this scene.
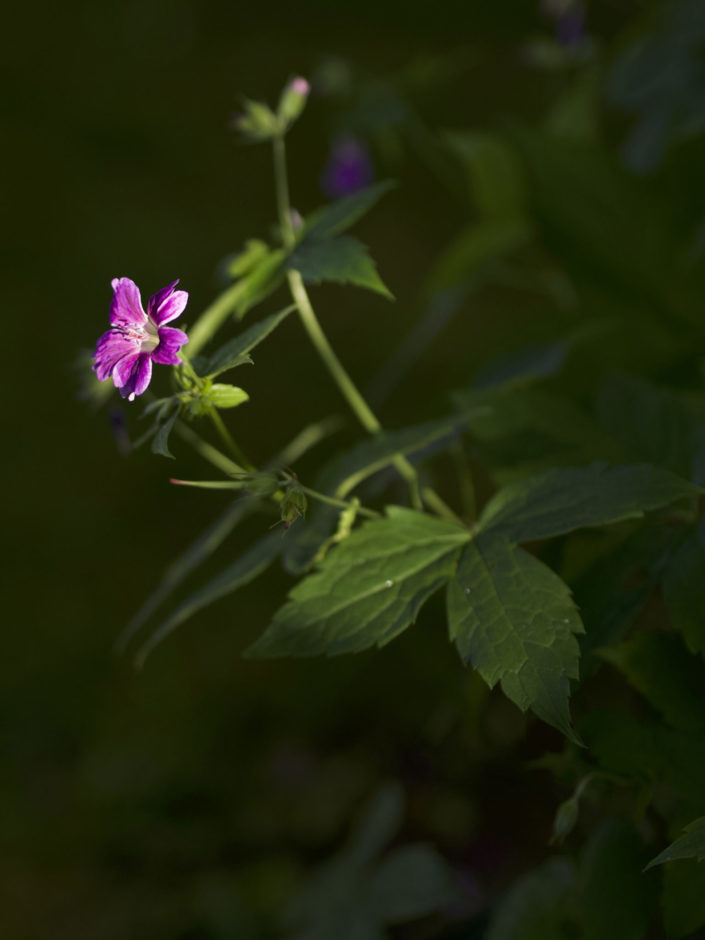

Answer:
[205,305,295,377]
[303,181,396,240]
[151,408,179,459]
[646,816,705,869]
[477,463,700,544]
[248,507,469,657]
[288,235,393,298]
[447,532,584,739]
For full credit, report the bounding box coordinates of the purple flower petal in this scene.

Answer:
[148,280,189,326]
[116,353,153,401]
[93,330,139,381]
[110,277,147,328]
[152,326,189,365]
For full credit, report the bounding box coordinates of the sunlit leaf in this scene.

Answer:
[477,463,700,544]
[248,507,469,657]
[288,235,393,298]
[304,181,396,240]
[447,532,583,739]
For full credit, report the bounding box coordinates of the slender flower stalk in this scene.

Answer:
[274,132,458,519]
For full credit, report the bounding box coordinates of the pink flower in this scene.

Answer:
[93,278,189,401]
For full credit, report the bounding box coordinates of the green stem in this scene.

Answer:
[207,407,255,471]
[173,421,244,475]
[298,485,380,519]
[187,281,247,356]
[274,133,424,511]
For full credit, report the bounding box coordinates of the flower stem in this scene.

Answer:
[187,281,248,356]
[207,406,255,471]
[273,134,424,511]
[173,420,244,475]
[298,485,380,519]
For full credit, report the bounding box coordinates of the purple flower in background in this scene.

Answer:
[93,277,189,401]
[321,135,374,199]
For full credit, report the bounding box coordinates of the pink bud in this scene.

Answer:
[290,77,310,97]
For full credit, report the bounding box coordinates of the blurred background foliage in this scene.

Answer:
[4,0,705,937]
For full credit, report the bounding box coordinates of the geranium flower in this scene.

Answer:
[93,277,189,401]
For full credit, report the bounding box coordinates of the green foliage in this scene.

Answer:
[206,384,250,409]
[647,816,705,869]
[288,235,393,298]
[205,306,294,378]
[248,508,469,657]
[447,533,583,739]
[303,181,396,240]
[476,463,700,544]
[319,417,467,499]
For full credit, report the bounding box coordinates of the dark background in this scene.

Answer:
[2,1,676,937]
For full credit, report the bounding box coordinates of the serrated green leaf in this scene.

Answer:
[580,820,656,940]
[208,384,249,409]
[151,408,179,459]
[304,181,396,240]
[663,522,705,657]
[288,235,392,299]
[447,532,584,739]
[319,417,468,499]
[477,463,700,544]
[599,632,705,735]
[574,524,676,675]
[135,530,282,667]
[205,306,295,377]
[485,857,576,940]
[247,507,469,658]
[646,816,705,869]
[367,844,457,923]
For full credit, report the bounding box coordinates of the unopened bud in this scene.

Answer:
[277,76,310,128]
[550,797,579,845]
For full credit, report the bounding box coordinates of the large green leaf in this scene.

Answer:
[288,235,392,298]
[248,507,469,657]
[204,305,295,377]
[447,532,584,738]
[663,522,705,657]
[136,531,283,667]
[477,463,700,544]
[646,816,705,869]
[303,181,396,240]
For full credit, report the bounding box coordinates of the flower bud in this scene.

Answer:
[550,796,579,845]
[280,486,307,529]
[277,76,310,128]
